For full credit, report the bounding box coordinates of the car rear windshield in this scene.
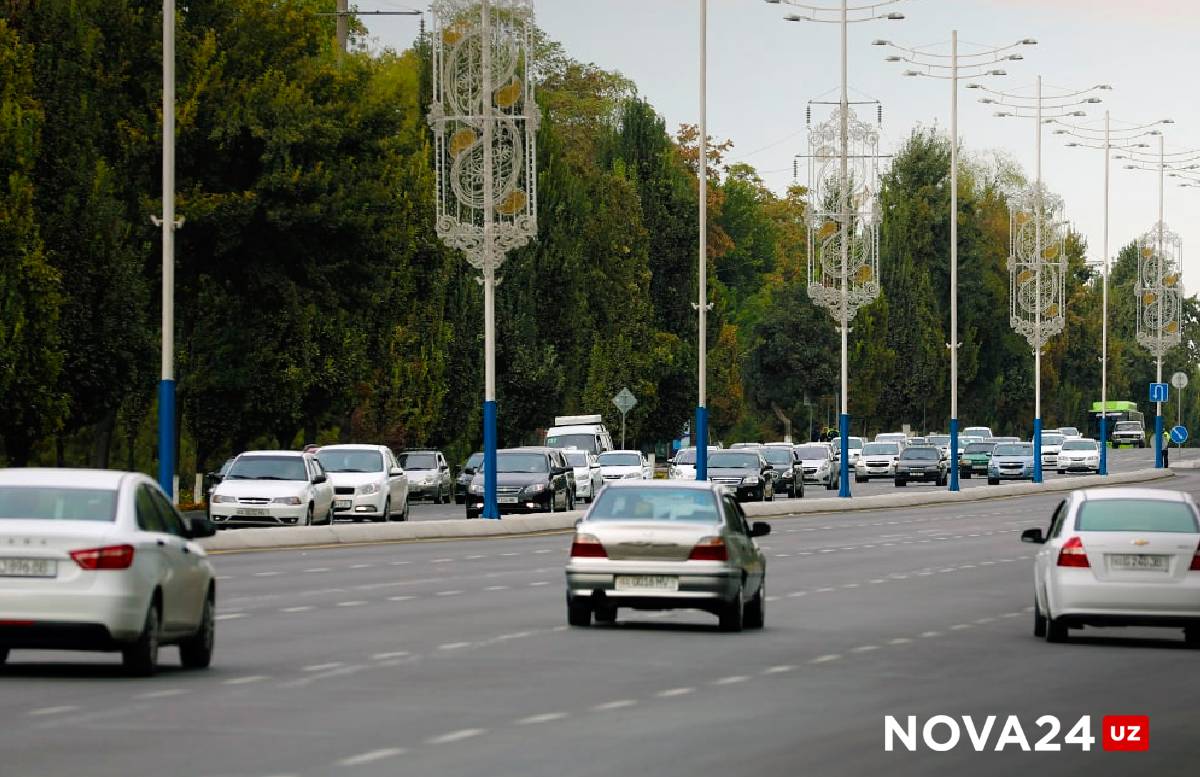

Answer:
[1061,440,1098,451]
[832,437,864,449]
[316,450,383,473]
[1076,500,1199,533]
[545,433,598,453]
[398,453,437,470]
[1059,428,1079,436]
[927,436,950,446]
[464,452,483,469]
[0,486,118,522]
[1041,434,1065,445]
[965,443,995,454]
[794,446,829,459]
[709,452,760,469]
[588,488,720,523]
[599,453,642,467]
[902,448,939,460]
[862,443,898,455]
[227,456,308,481]
[494,453,548,473]
[761,448,795,465]
[993,444,1031,455]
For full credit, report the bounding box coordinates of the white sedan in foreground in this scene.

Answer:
[0,469,217,675]
[1022,487,1200,645]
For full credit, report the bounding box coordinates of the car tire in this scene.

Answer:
[0,647,8,665]
[179,595,215,670]
[1044,614,1069,643]
[1033,597,1047,638]
[1184,627,1200,647]
[567,598,592,627]
[894,479,906,488]
[825,475,836,491]
[855,475,866,484]
[303,505,313,527]
[594,604,617,624]
[376,498,390,524]
[122,604,161,677]
[988,477,999,485]
[400,497,410,521]
[324,503,335,525]
[718,590,744,632]
[744,583,765,630]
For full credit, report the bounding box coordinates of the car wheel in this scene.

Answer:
[1033,596,1047,638]
[376,498,390,523]
[400,497,410,521]
[988,477,999,485]
[1184,627,1200,647]
[122,604,161,677]
[894,479,906,488]
[567,598,592,627]
[718,589,744,632]
[594,604,617,624]
[179,595,215,670]
[962,471,971,479]
[855,475,866,484]
[1045,614,1069,643]
[0,647,8,665]
[744,583,765,630]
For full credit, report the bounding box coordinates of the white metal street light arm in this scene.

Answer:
[873,37,1033,61]
[768,0,910,23]
[966,81,1111,104]
[1047,117,1172,136]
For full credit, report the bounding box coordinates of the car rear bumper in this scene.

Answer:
[1053,577,1200,622]
[0,587,148,645]
[566,567,740,610]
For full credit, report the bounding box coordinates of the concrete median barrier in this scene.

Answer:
[199,466,1177,553]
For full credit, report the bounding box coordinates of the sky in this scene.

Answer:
[361,0,1200,282]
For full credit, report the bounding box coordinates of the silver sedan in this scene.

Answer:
[564,481,769,632]
[1022,487,1200,645]
[0,468,218,675]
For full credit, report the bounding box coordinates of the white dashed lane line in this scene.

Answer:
[427,728,487,745]
[336,748,407,767]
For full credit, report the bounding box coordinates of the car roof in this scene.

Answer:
[240,450,306,457]
[600,449,643,455]
[401,449,441,454]
[1078,488,1188,503]
[0,468,137,488]
[315,444,385,451]
[599,479,721,492]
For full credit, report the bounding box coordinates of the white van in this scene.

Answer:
[544,415,614,455]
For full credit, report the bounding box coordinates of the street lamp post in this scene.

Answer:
[696,0,711,480]
[1117,139,1198,468]
[155,0,181,500]
[429,0,539,519]
[768,0,907,498]
[1051,115,1172,473]
[974,78,1109,482]
[875,33,1034,491]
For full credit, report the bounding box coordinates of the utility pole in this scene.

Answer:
[337,0,348,55]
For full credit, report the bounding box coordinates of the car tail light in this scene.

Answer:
[570,533,607,558]
[1056,536,1090,568]
[1189,544,1200,571]
[688,537,728,562]
[70,544,135,570]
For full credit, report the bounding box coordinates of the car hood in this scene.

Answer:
[708,466,760,478]
[215,479,309,497]
[406,469,440,481]
[991,455,1033,464]
[471,472,550,487]
[1061,449,1098,457]
[600,465,642,476]
[571,466,594,477]
[797,458,829,466]
[325,472,387,487]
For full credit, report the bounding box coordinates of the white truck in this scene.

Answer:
[544,415,614,455]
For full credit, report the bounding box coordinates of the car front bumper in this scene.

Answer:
[895,469,942,481]
[333,491,387,519]
[210,503,309,527]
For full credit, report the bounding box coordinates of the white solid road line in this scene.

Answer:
[304,663,344,672]
[281,606,314,613]
[134,688,188,700]
[336,748,407,767]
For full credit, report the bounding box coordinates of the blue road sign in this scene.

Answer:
[1171,425,1188,445]
[1150,383,1170,403]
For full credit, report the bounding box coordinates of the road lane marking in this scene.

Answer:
[215,613,247,621]
[850,645,879,653]
[337,748,406,766]
[515,712,567,725]
[254,571,281,577]
[430,558,454,563]
[29,706,79,717]
[949,624,973,631]
[763,665,795,674]
[304,567,332,573]
[135,689,187,699]
[484,585,509,591]
[371,651,410,660]
[281,606,314,613]
[427,728,487,744]
[888,637,912,645]
[809,654,841,664]
[389,561,410,566]
[223,675,269,685]
[787,591,807,597]
[386,596,414,602]
[304,663,344,672]
[920,631,941,638]
[337,601,367,607]
[713,675,750,685]
[529,581,550,587]
[439,642,471,650]
[656,687,693,697]
[434,590,463,596]
[350,563,373,569]
[592,700,637,711]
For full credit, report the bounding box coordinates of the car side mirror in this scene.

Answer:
[313,473,327,484]
[389,467,403,476]
[751,521,771,537]
[1020,528,1045,544]
[187,516,217,539]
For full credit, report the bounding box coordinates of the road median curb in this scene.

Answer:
[199,467,1176,552]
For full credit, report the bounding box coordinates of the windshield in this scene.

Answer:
[862,443,899,456]
[832,437,864,449]
[673,449,697,465]
[762,448,795,465]
[1077,500,1198,533]
[398,453,437,470]
[227,456,309,481]
[794,446,830,459]
[709,452,761,469]
[316,449,383,473]
[1115,422,1142,431]
[901,448,939,460]
[1059,428,1079,436]
[1040,434,1065,446]
[876,434,905,443]
[964,427,992,437]
[993,444,1032,456]
[927,435,950,446]
[599,452,642,467]
[494,452,549,473]
[563,451,589,467]
[964,443,995,454]
[0,486,117,522]
[545,433,598,453]
[1062,440,1098,451]
[587,487,720,523]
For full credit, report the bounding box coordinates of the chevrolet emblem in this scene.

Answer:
[1132,539,1150,546]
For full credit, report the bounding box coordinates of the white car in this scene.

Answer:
[0,468,217,675]
[668,447,720,480]
[963,426,994,441]
[874,432,908,449]
[1057,426,1082,440]
[209,450,335,527]
[794,443,838,489]
[598,450,652,482]
[315,444,410,522]
[564,449,604,503]
[1022,488,1200,645]
[829,436,864,464]
[855,442,901,481]
[926,434,951,459]
[1057,438,1101,473]
[1040,432,1065,470]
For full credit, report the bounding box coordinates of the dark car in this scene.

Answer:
[959,441,996,478]
[397,449,453,503]
[894,446,948,487]
[465,447,574,519]
[707,450,776,502]
[760,445,804,499]
[455,452,483,504]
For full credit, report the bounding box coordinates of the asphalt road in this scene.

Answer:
[4,464,1199,776]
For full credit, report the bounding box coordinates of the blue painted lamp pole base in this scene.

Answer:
[1155,414,1164,469]
[1032,417,1043,484]
[695,407,709,481]
[1098,416,1108,475]
[157,379,176,498]
[948,418,959,492]
[483,400,499,519]
[838,413,851,498]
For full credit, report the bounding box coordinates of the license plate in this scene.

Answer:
[614,575,679,592]
[335,499,352,510]
[1110,554,1169,571]
[498,496,519,504]
[0,558,57,578]
[235,507,269,517]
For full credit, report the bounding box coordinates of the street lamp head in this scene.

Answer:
[1066,142,1078,147]
[979,97,996,104]
[885,55,903,62]
[885,12,905,20]
[784,13,803,21]
[1007,53,1024,60]
[1053,129,1067,135]
[1084,97,1103,104]
[987,69,1007,76]
[1069,111,1087,116]
[902,69,921,77]
[872,39,891,46]
[1021,38,1038,45]
[1095,84,1113,90]
[995,111,1012,117]
[1162,118,1176,124]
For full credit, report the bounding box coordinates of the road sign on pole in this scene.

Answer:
[1149,383,1169,403]
[612,388,637,449]
[1171,372,1188,389]
[1170,425,1188,445]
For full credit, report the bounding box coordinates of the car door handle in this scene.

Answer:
[157,539,166,547]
